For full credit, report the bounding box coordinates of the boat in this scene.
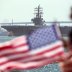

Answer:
[1,5,72,36]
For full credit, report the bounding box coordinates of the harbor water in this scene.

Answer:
[0,36,61,72]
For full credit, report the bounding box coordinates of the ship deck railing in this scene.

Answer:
[0,21,72,27]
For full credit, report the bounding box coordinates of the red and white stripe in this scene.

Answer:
[0,36,64,71]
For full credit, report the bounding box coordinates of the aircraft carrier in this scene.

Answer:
[1,5,72,36]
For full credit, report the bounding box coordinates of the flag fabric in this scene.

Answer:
[0,24,64,71]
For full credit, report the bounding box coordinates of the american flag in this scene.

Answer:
[0,24,64,71]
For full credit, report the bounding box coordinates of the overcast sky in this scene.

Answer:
[0,0,72,23]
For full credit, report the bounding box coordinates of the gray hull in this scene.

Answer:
[1,26,72,36]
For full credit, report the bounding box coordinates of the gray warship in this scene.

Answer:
[1,5,72,36]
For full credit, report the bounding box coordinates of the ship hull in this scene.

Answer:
[1,26,72,36]
[1,26,41,36]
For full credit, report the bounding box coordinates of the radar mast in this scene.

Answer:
[31,5,45,25]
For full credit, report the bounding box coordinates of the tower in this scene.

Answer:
[31,5,45,25]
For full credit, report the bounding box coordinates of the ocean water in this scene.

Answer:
[0,36,61,72]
